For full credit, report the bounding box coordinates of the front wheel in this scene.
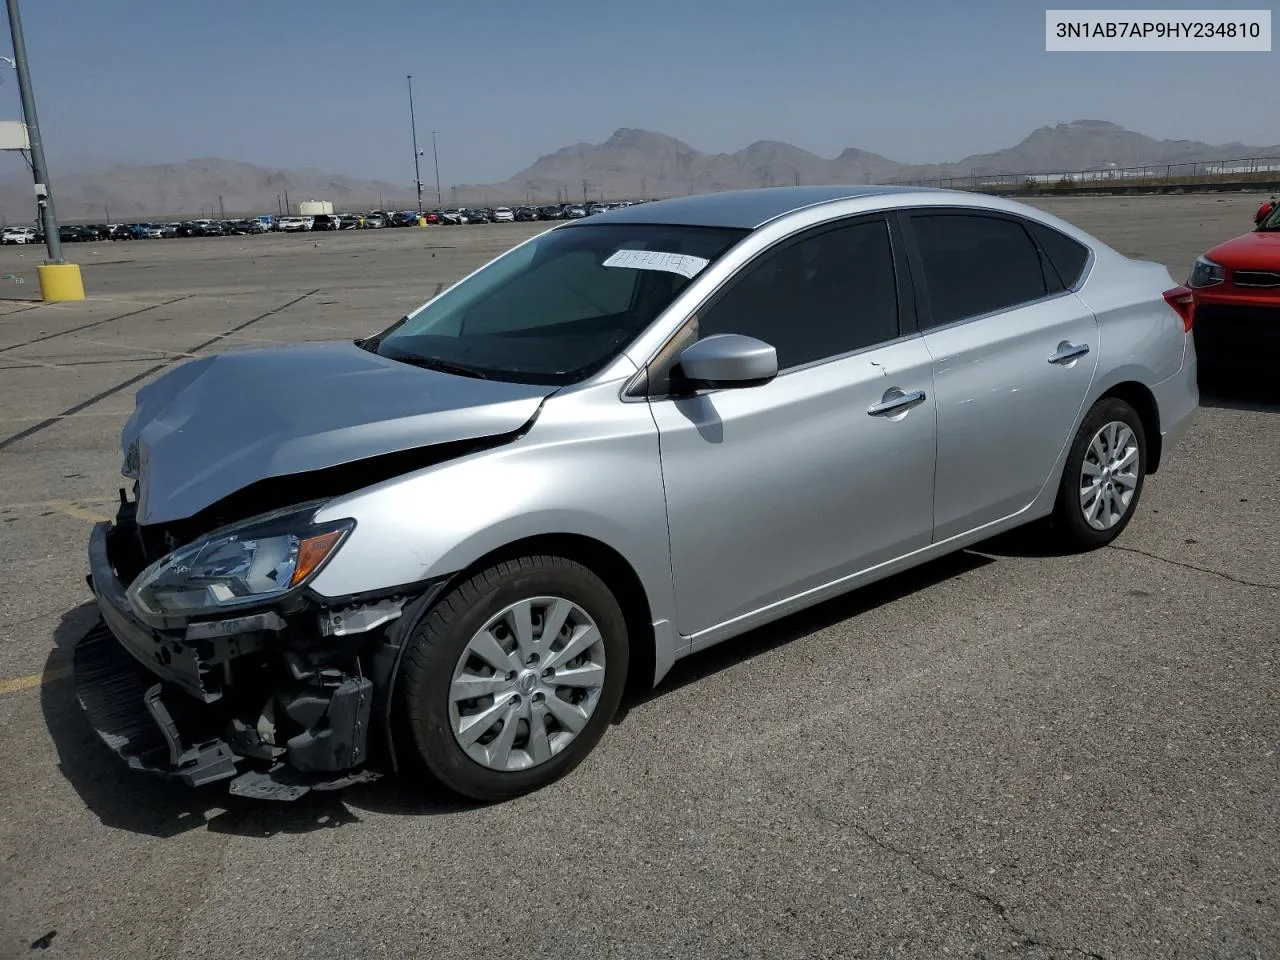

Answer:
[1049,397,1148,550]
[397,555,629,801]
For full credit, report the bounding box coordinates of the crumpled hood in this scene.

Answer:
[123,340,553,525]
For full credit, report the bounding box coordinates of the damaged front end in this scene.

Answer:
[77,492,442,801]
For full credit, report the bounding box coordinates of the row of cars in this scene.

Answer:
[1,219,273,244]
[0,200,646,245]
[438,200,643,224]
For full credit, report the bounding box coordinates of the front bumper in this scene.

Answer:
[78,519,430,800]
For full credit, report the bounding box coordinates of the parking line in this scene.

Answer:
[0,289,317,452]
[0,668,66,696]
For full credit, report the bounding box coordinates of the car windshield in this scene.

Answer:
[374,222,747,385]
[1259,203,1280,231]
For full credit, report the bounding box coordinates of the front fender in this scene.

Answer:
[307,388,676,627]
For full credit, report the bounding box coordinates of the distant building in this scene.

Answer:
[298,200,334,216]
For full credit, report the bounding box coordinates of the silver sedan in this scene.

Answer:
[82,186,1198,803]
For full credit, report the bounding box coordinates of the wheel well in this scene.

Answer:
[452,534,657,696]
[1099,381,1162,473]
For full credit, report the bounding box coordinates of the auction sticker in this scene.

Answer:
[602,249,710,279]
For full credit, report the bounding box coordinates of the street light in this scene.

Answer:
[406,75,423,213]
[4,0,82,299]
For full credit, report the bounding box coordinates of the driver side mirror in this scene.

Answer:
[674,334,778,392]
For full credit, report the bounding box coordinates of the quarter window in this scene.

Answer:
[1026,220,1090,289]
[694,218,900,370]
[911,214,1048,327]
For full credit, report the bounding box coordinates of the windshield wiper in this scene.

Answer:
[395,356,493,380]
[357,316,409,353]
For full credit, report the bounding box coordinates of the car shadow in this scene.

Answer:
[1197,382,1280,412]
[47,549,996,828]
[617,548,993,717]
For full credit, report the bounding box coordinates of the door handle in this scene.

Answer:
[867,389,927,417]
[1048,342,1090,364]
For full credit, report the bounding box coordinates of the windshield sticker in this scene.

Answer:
[602,249,710,279]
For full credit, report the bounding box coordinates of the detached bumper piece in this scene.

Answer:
[74,621,237,786]
[74,622,381,799]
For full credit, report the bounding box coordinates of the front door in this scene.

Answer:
[648,216,938,639]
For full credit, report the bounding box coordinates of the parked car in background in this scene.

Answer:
[365,214,386,229]
[466,208,489,223]
[439,209,464,225]
[76,186,1197,805]
[492,206,515,222]
[537,205,564,220]
[563,204,588,219]
[277,216,310,232]
[311,214,341,231]
[162,223,181,238]
[514,206,538,222]
[1187,200,1280,383]
[1,225,37,244]
[109,224,134,241]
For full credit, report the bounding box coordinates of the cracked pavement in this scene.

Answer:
[0,196,1276,959]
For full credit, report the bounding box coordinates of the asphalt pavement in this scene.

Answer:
[0,195,1276,960]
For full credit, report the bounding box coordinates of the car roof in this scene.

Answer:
[563,185,942,229]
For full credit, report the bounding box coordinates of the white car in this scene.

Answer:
[492,207,515,223]
[278,216,312,232]
[2,226,37,244]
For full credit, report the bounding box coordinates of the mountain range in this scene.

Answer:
[2,120,1277,221]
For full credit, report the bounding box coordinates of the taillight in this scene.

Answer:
[1163,286,1195,332]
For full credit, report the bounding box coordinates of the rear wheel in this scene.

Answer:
[1049,397,1147,550]
[398,555,629,801]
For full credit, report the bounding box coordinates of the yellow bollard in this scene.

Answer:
[36,263,85,301]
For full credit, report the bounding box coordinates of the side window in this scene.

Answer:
[694,218,899,370]
[1026,220,1090,289]
[911,214,1048,328]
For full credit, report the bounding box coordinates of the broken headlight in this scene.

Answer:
[126,502,353,622]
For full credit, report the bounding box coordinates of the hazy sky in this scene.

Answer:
[0,0,1276,187]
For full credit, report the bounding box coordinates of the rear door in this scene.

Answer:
[902,210,1099,541]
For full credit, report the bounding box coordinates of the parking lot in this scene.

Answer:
[0,193,1276,960]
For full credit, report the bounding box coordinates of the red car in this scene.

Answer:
[1187,202,1280,381]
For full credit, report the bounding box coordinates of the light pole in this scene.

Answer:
[406,75,423,213]
[5,0,61,263]
[431,130,442,206]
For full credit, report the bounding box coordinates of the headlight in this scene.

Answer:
[1188,256,1225,288]
[126,502,353,622]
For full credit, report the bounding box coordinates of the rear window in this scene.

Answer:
[1027,221,1090,290]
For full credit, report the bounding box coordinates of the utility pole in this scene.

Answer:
[6,0,64,267]
[582,179,588,204]
[104,203,110,224]
[284,189,290,213]
[407,75,423,213]
[218,195,225,219]
[431,130,442,206]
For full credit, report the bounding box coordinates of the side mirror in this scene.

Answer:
[675,334,778,391]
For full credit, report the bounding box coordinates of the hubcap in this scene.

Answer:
[448,597,606,772]
[1079,420,1139,531]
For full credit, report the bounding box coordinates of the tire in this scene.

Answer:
[1049,397,1147,550]
[398,555,629,801]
